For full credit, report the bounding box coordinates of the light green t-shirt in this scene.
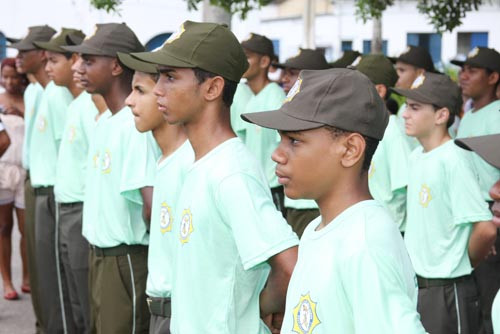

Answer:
[54,91,98,203]
[22,82,43,170]
[282,200,425,334]
[405,140,493,278]
[457,100,500,201]
[369,115,412,231]
[284,197,318,210]
[146,140,194,298]
[230,82,252,131]
[82,107,160,247]
[170,138,298,334]
[231,82,285,188]
[492,289,500,333]
[29,81,73,187]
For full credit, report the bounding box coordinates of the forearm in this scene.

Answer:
[469,221,497,267]
[140,186,153,229]
[0,131,10,156]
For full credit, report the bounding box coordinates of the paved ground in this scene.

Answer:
[0,216,36,334]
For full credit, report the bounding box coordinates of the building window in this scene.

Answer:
[271,39,280,60]
[457,32,488,56]
[407,33,441,65]
[363,40,388,55]
[341,41,352,51]
[145,33,172,51]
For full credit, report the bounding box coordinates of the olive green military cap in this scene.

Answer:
[241,68,388,140]
[352,54,398,88]
[62,23,144,57]
[451,47,500,73]
[455,134,500,169]
[131,21,248,83]
[329,50,361,68]
[33,28,85,53]
[275,48,330,70]
[241,33,275,58]
[392,72,461,116]
[9,25,56,51]
[391,45,436,72]
[117,52,157,74]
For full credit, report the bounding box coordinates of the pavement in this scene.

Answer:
[0,216,36,334]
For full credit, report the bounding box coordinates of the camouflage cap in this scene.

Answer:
[241,33,275,58]
[455,134,500,169]
[131,21,248,83]
[391,45,436,72]
[9,25,56,51]
[241,68,388,140]
[117,52,157,74]
[352,54,398,88]
[329,50,361,68]
[392,72,462,116]
[62,23,144,57]
[33,28,85,53]
[275,48,330,70]
[451,47,500,73]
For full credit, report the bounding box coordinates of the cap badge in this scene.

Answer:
[284,77,302,103]
[350,56,362,67]
[468,47,479,58]
[164,23,185,45]
[411,74,425,89]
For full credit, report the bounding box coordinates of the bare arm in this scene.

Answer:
[469,220,497,267]
[0,130,10,157]
[140,186,153,230]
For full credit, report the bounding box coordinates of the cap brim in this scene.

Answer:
[131,50,195,68]
[33,41,65,53]
[388,56,397,64]
[241,109,324,132]
[455,134,500,169]
[391,87,436,105]
[450,59,464,67]
[6,37,20,44]
[117,52,157,74]
[61,44,110,56]
[8,40,36,51]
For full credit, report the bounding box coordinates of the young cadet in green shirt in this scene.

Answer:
[353,54,412,232]
[242,68,425,333]
[10,25,55,332]
[35,28,95,333]
[395,72,496,334]
[231,33,287,214]
[117,52,194,334]
[132,20,298,334]
[452,46,500,334]
[64,23,158,333]
[454,134,500,334]
[274,48,329,237]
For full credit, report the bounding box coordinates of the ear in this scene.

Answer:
[70,53,79,66]
[488,71,499,86]
[374,84,387,100]
[39,50,47,62]
[338,133,366,168]
[259,55,271,69]
[434,107,450,126]
[110,58,124,77]
[203,76,225,103]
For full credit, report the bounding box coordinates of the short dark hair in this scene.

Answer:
[192,68,238,108]
[432,104,455,128]
[324,126,379,172]
[485,68,500,90]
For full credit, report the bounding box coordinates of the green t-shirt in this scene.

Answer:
[405,140,492,278]
[29,81,73,187]
[230,82,253,131]
[284,197,318,210]
[54,92,98,203]
[457,100,500,201]
[282,200,425,334]
[22,82,43,170]
[493,289,500,334]
[369,115,412,231]
[82,107,160,247]
[170,138,298,334]
[231,82,285,188]
[146,140,194,298]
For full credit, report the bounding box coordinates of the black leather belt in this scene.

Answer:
[90,244,147,257]
[147,297,171,317]
[417,274,471,289]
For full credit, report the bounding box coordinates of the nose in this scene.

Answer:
[271,140,287,165]
[153,78,165,97]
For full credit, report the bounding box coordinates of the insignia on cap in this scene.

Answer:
[411,74,425,89]
[468,47,479,58]
[164,23,185,45]
[85,25,98,41]
[284,77,302,103]
[350,55,362,67]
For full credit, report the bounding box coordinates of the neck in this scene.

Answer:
[417,127,450,152]
[101,80,131,114]
[247,74,270,95]
[472,91,497,112]
[183,102,235,161]
[33,66,50,88]
[316,171,372,230]
[153,122,188,159]
[91,94,108,114]
[67,80,83,98]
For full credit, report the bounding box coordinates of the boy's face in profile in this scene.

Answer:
[76,54,114,94]
[272,127,342,200]
[403,98,448,138]
[45,51,73,87]
[126,71,164,133]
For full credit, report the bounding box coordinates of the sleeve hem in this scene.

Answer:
[454,213,493,226]
[242,236,299,271]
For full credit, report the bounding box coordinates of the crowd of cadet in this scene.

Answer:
[0,19,499,334]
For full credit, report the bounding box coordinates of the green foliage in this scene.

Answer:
[90,0,123,13]
[186,0,272,19]
[417,0,482,32]
[355,0,394,22]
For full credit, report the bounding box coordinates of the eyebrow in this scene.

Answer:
[279,130,304,137]
[157,66,176,74]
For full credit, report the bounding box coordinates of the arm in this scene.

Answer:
[469,220,497,267]
[259,245,298,317]
[0,127,10,157]
[140,186,153,230]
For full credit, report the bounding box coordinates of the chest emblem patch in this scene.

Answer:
[292,293,321,334]
[68,126,76,143]
[159,202,173,234]
[101,149,111,174]
[179,208,193,244]
[37,115,47,132]
[419,183,432,208]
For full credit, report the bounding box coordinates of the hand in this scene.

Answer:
[262,312,283,333]
[488,245,497,258]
